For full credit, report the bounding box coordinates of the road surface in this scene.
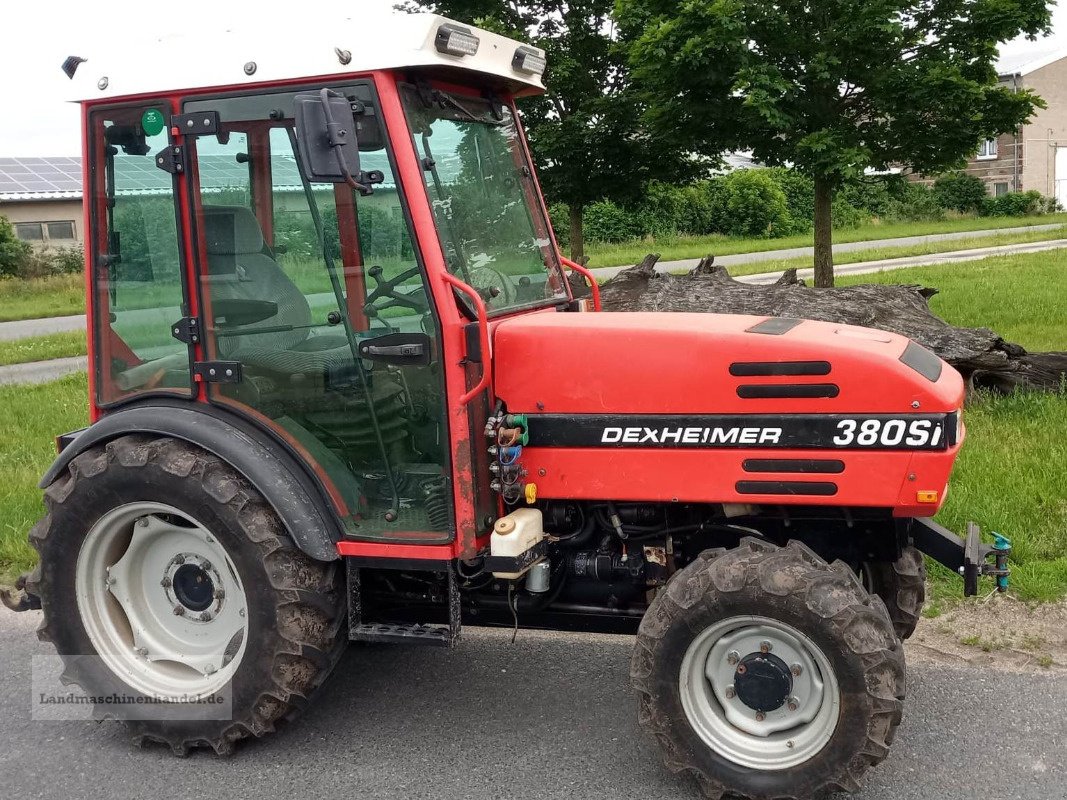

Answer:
[1,607,1063,800]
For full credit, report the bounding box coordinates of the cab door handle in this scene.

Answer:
[357,333,431,366]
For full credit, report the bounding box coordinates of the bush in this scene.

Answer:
[885,183,946,222]
[0,215,32,278]
[830,199,870,229]
[583,200,643,243]
[764,167,814,231]
[981,190,1047,217]
[548,203,570,247]
[720,170,793,237]
[933,172,987,214]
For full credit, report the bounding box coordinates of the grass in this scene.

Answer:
[720,225,1067,280]
[0,273,84,323]
[0,373,88,584]
[0,331,87,366]
[586,212,1067,268]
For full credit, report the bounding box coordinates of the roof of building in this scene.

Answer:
[65,13,545,102]
[996,45,1067,77]
[0,157,82,201]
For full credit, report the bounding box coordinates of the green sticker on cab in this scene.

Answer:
[141,108,166,137]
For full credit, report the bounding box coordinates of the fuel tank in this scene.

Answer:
[492,312,965,517]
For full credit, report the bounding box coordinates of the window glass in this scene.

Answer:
[994,182,1009,197]
[401,85,567,314]
[187,88,452,541]
[15,223,43,241]
[90,105,191,403]
[47,221,76,240]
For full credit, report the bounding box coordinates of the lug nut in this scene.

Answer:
[198,612,213,622]
[200,560,212,572]
[759,640,772,653]
[135,647,148,658]
[755,712,766,722]
[138,517,150,528]
[790,663,802,677]
[160,577,172,588]
[724,686,735,699]
[205,663,217,675]
[736,663,747,675]
[213,588,225,600]
[173,605,186,616]
[726,650,740,665]
[174,555,185,565]
[787,698,799,712]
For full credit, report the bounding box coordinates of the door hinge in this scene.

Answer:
[170,316,200,345]
[193,361,242,383]
[154,145,186,175]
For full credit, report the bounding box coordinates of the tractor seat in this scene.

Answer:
[201,205,352,374]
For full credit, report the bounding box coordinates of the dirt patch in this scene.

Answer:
[907,593,1067,673]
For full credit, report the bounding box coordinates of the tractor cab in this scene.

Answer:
[72,15,569,556]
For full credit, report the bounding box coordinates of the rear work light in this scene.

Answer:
[512,46,547,75]
[436,23,480,57]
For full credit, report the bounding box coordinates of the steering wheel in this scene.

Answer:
[363,265,431,328]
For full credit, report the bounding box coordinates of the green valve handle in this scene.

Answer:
[505,414,528,429]
[992,532,1011,592]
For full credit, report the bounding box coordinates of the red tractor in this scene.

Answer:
[11,14,1008,799]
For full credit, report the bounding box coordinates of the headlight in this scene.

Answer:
[435,23,480,57]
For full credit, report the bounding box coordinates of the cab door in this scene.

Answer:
[182,85,453,544]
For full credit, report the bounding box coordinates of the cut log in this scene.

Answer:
[573,254,1067,394]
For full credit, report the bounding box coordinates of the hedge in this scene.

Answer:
[552,170,1061,248]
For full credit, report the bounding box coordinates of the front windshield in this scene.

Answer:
[401,85,568,314]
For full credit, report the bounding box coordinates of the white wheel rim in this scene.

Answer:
[679,616,840,770]
[75,502,248,700]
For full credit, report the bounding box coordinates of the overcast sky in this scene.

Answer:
[1,0,1063,158]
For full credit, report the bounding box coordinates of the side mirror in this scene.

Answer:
[294,89,362,184]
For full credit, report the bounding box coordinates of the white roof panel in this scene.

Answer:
[996,45,1067,77]
[65,13,545,102]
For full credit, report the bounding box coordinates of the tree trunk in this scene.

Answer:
[569,204,585,263]
[570,254,1067,395]
[813,177,834,288]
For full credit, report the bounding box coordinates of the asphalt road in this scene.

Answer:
[1,607,1064,800]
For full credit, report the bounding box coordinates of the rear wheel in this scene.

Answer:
[631,538,904,799]
[861,546,926,640]
[27,435,346,754]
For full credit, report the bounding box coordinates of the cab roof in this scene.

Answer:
[66,13,546,103]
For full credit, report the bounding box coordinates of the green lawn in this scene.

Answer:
[1,252,1064,603]
[0,331,87,366]
[586,213,1067,268]
[0,274,84,323]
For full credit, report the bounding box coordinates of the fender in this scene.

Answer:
[39,402,342,561]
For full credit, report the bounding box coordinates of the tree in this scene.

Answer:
[617,0,1052,286]
[0,215,31,278]
[397,1,697,260]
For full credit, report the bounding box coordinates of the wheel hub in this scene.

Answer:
[734,651,793,713]
[171,559,216,614]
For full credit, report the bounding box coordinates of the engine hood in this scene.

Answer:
[492,312,965,415]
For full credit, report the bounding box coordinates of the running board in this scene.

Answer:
[345,559,461,648]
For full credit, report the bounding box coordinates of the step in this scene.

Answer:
[349,622,454,647]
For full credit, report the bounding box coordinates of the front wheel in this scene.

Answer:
[28,435,346,755]
[631,538,904,799]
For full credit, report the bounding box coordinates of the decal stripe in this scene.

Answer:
[729,361,831,376]
[524,413,951,451]
[737,383,840,399]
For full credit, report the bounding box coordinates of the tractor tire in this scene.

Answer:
[26,435,346,755]
[631,538,904,799]
[861,546,926,640]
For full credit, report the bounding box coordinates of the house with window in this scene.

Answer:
[909,47,1067,205]
[0,157,83,247]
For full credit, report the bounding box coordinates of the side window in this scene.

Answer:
[90,105,191,404]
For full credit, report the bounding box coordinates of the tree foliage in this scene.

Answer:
[617,0,1053,284]
[0,215,32,278]
[396,1,698,259]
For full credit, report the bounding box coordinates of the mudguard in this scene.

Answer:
[39,402,342,561]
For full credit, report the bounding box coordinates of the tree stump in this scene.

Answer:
[573,254,1067,394]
